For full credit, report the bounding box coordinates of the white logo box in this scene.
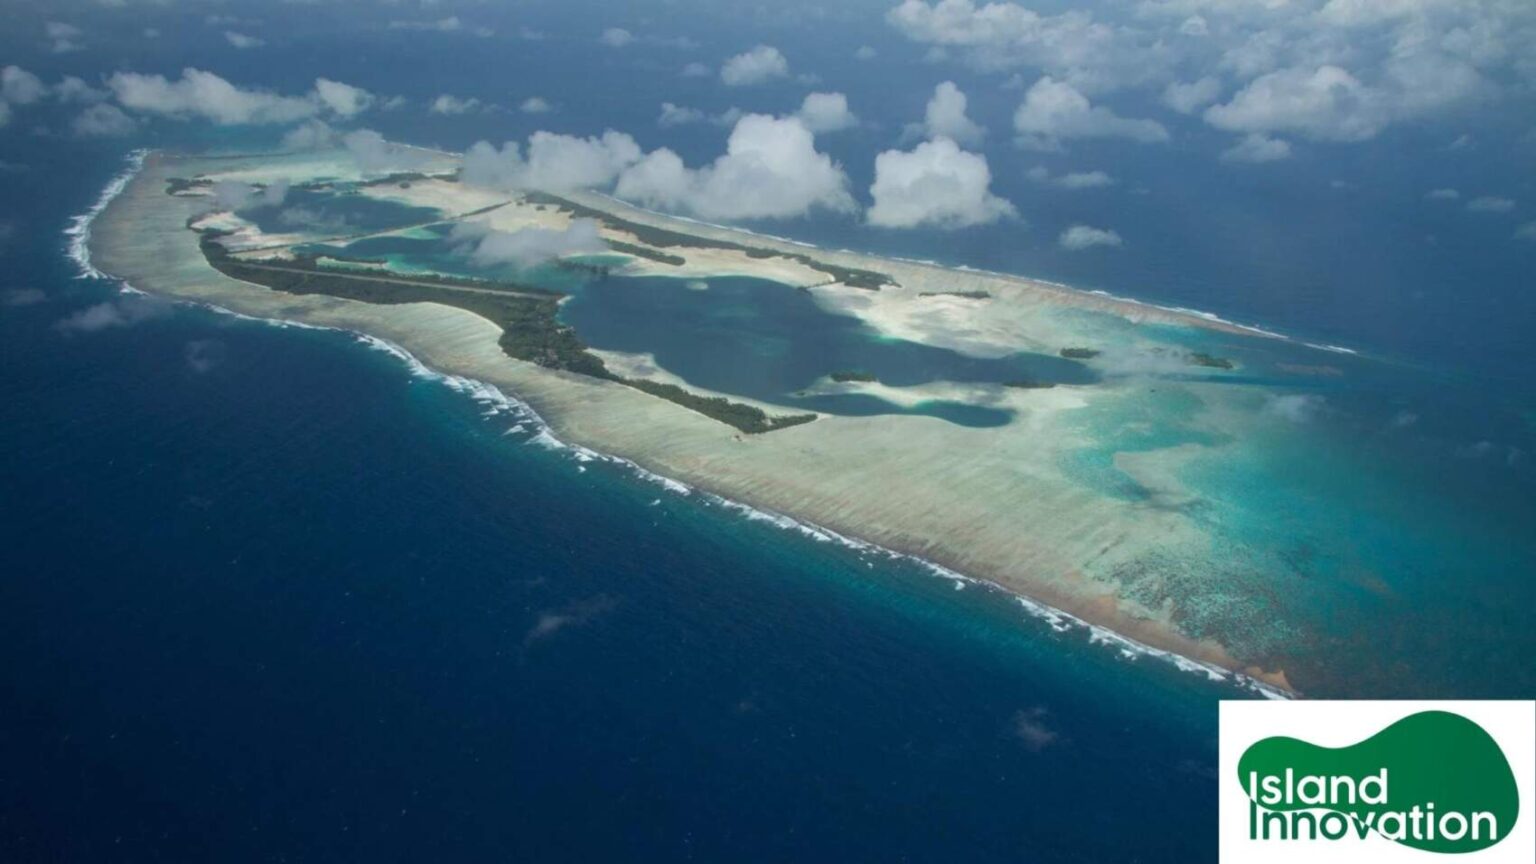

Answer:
[1219,700,1535,863]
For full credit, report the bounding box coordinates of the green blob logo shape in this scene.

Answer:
[1238,711,1519,853]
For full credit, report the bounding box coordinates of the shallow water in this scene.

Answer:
[236,186,442,237]
[560,273,1096,424]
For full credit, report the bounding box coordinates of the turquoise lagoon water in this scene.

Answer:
[1055,320,1536,695]
[297,228,1096,426]
[290,217,1536,698]
[557,274,1096,425]
[235,186,441,237]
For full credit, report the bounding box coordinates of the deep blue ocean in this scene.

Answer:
[1,142,1251,863]
[3,3,1535,860]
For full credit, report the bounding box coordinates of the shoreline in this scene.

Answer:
[65,149,149,282]
[84,147,1305,697]
[343,330,1285,696]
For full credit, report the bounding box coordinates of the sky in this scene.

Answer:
[1,0,1533,371]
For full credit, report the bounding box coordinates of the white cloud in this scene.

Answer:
[107,69,370,126]
[1058,170,1114,189]
[1425,188,1460,200]
[184,339,226,374]
[523,131,643,191]
[1215,30,1285,80]
[615,114,856,221]
[1204,65,1384,142]
[886,0,1153,91]
[1,288,46,307]
[313,78,373,118]
[1161,76,1221,115]
[109,69,314,125]
[682,62,711,78]
[1013,77,1168,149]
[1028,166,1115,189]
[277,207,353,234]
[343,129,431,174]
[211,178,289,212]
[282,119,336,151]
[657,103,741,128]
[462,131,643,193]
[599,28,634,48]
[1316,0,1458,29]
[1058,224,1122,250]
[429,94,482,115]
[520,97,552,114]
[920,81,985,146]
[47,22,83,54]
[55,76,107,104]
[224,31,265,49]
[1264,393,1325,423]
[449,219,607,268]
[868,137,1015,228]
[523,595,618,647]
[2,66,47,106]
[388,17,462,33]
[1220,132,1292,163]
[1204,49,1487,144]
[72,103,137,137]
[55,297,168,334]
[596,29,695,50]
[658,102,705,127]
[887,0,1529,147]
[797,92,857,133]
[720,45,789,86]
[855,46,878,61]
[1515,221,1536,241]
[1466,196,1514,213]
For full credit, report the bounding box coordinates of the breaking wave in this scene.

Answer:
[352,329,1293,700]
[66,149,149,284]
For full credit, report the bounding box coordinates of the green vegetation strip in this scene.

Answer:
[1187,352,1234,369]
[524,191,894,290]
[1060,346,1233,369]
[199,237,816,434]
[917,290,990,299]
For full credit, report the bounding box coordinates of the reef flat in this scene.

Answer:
[94,146,1396,695]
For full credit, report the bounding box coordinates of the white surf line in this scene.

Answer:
[66,149,149,285]
[691,490,1292,701]
[74,148,1293,701]
[347,328,1292,700]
